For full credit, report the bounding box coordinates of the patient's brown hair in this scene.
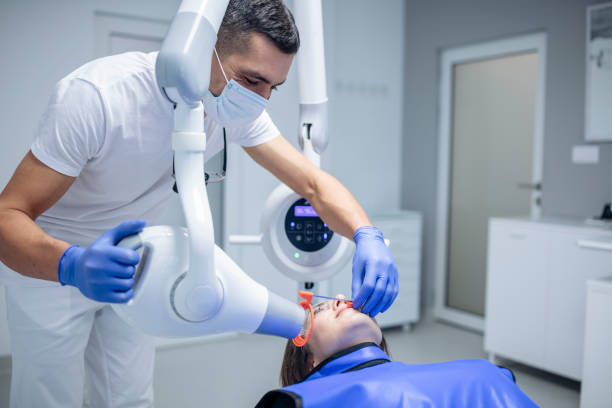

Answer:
[279,336,390,387]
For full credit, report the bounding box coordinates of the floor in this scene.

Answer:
[0,310,580,407]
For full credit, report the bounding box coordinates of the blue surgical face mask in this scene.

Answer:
[203,49,268,127]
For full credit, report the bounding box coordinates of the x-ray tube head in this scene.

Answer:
[112,226,307,339]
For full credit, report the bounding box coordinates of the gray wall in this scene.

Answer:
[0,0,180,189]
[402,0,612,306]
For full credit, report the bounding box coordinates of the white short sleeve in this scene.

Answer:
[31,78,106,177]
[228,110,280,148]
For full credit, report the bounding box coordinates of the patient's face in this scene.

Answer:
[307,294,382,366]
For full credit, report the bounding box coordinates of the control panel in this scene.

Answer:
[284,198,334,252]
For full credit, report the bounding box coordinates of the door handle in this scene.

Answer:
[517,182,542,191]
[577,239,612,252]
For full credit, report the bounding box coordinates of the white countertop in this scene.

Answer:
[587,276,612,293]
[491,215,612,233]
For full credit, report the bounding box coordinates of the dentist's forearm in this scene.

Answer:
[0,208,70,281]
[306,169,372,240]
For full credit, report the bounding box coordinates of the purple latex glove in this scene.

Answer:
[351,226,398,317]
[58,220,145,303]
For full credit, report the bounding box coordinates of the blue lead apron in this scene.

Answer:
[256,342,538,408]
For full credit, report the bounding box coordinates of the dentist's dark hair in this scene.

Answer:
[217,0,300,57]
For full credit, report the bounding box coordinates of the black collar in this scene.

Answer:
[302,342,385,382]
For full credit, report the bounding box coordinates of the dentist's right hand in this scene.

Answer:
[57,220,145,303]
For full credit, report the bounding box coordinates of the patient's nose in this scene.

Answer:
[333,294,347,310]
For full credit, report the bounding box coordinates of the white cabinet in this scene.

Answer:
[484,222,549,368]
[331,211,422,328]
[484,217,612,380]
[581,277,612,408]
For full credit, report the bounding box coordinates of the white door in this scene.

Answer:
[435,33,547,331]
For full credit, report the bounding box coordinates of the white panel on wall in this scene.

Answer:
[327,0,404,215]
[585,3,612,142]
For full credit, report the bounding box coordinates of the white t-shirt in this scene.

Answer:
[3,51,280,285]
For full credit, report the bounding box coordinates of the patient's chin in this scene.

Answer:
[340,318,382,345]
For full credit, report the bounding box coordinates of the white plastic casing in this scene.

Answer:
[178,0,228,31]
[113,226,281,337]
[293,0,327,105]
[260,184,353,282]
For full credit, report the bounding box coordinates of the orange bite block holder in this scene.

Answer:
[292,291,314,347]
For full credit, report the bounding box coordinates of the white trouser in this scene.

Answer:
[5,283,155,408]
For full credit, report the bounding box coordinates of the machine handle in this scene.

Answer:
[117,234,143,250]
[517,182,542,191]
[577,239,612,252]
[228,234,263,245]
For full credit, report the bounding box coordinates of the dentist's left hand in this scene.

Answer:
[351,226,398,317]
[57,220,145,303]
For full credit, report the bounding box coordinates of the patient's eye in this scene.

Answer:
[313,301,332,315]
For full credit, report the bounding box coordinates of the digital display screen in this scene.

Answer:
[294,205,318,217]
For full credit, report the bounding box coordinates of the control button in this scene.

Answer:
[296,223,303,230]
[323,233,329,241]
[305,223,314,236]
[315,223,323,231]
[305,235,314,244]
[316,235,323,243]
[290,222,296,230]
[295,234,303,242]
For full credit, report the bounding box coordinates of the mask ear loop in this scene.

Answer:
[293,291,314,347]
[214,48,229,84]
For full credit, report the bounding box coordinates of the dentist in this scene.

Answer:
[0,0,398,407]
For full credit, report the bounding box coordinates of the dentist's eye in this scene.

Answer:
[244,77,259,86]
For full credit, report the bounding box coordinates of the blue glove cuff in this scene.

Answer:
[353,226,384,244]
[57,245,82,286]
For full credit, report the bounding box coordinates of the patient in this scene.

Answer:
[256,295,538,408]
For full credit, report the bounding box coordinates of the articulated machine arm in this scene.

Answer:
[111,0,326,342]
[155,0,229,323]
[294,0,328,165]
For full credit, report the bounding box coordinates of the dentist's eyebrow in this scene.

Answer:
[242,70,286,87]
